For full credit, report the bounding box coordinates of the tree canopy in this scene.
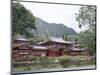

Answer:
[76,6,96,32]
[12,3,36,38]
[75,6,96,55]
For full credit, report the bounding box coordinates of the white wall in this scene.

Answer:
[0,0,99,75]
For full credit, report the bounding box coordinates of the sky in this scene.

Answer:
[19,1,82,32]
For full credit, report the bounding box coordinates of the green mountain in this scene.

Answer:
[32,17,77,37]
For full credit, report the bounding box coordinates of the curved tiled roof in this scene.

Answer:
[49,37,74,44]
[38,37,74,44]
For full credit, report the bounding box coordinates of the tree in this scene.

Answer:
[76,6,96,32]
[76,6,96,55]
[78,31,95,55]
[63,34,68,41]
[12,3,36,38]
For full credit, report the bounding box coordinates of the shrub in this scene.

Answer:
[26,67,31,70]
[60,59,71,68]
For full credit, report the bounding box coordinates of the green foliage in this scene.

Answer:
[78,31,96,55]
[31,57,59,68]
[60,59,71,68]
[67,35,79,42]
[63,34,68,41]
[67,32,96,56]
[12,3,36,38]
[29,35,48,43]
[13,56,95,69]
[76,6,96,31]
[26,67,31,70]
[75,6,96,56]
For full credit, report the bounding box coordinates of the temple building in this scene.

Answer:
[12,36,89,61]
[38,37,89,56]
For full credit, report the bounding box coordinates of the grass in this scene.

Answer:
[13,55,95,70]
